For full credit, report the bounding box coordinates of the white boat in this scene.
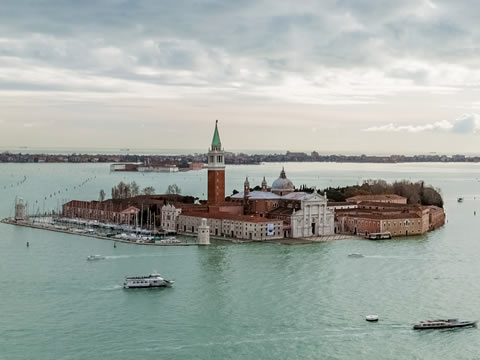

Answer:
[366,232,392,240]
[155,237,180,244]
[366,315,379,322]
[413,319,476,330]
[87,254,105,261]
[123,274,174,289]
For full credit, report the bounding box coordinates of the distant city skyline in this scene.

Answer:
[1,1,479,153]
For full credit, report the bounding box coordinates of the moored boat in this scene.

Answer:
[413,319,476,330]
[123,274,174,289]
[366,232,392,240]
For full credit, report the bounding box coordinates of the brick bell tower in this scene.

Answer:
[207,120,225,206]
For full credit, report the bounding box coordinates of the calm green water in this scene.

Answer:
[1,162,480,359]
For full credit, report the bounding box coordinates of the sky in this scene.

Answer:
[1,0,480,154]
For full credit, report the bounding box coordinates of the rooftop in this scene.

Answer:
[211,120,221,150]
[181,211,280,223]
[231,191,281,200]
[347,194,407,201]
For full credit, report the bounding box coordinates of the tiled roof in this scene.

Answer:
[181,211,279,223]
[347,194,407,201]
[338,212,421,220]
[231,191,281,200]
[268,207,295,215]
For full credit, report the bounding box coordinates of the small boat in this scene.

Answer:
[366,232,392,240]
[413,319,476,330]
[457,197,464,203]
[348,253,364,258]
[87,255,105,261]
[155,237,180,244]
[366,315,379,322]
[123,274,174,289]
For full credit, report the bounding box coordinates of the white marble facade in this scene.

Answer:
[287,193,335,238]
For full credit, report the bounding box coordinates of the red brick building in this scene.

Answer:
[335,199,445,237]
[346,194,408,204]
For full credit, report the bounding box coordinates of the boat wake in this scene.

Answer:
[96,284,123,291]
[104,253,188,260]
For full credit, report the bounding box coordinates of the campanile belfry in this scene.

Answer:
[207,120,225,205]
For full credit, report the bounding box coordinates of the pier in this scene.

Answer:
[0,218,197,246]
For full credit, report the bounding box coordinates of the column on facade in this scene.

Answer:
[303,202,307,237]
[307,204,313,236]
[323,204,326,235]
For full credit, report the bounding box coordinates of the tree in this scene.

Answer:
[142,186,155,195]
[166,184,182,195]
[98,189,105,202]
[111,181,140,199]
[130,181,140,197]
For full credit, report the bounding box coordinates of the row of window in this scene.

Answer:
[209,155,224,163]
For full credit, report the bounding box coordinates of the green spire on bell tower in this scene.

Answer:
[211,120,222,150]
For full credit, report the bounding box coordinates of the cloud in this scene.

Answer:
[0,1,479,105]
[363,113,480,134]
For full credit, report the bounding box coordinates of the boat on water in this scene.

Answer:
[155,237,180,244]
[366,315,379,322]
[123,274,174,289]
[348,253,364,258]
[413,319,476,330]
[366,232,392,240]
[457,197,464,203]
[87,254,105,261]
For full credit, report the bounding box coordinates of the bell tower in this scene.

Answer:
[207,120,225,206]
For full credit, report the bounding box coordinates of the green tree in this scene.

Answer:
[166,184,182,195]
[142,186,156,195]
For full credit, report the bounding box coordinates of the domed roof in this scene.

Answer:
[271,168,294,192]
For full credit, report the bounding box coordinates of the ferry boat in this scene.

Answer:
[413,319,476,330]
[87,254,105,261]
[123,274,174,289]
[366,232,392,240]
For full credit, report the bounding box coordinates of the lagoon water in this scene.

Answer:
[1,162,480,359]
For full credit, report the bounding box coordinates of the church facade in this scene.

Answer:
[160,121,335,240]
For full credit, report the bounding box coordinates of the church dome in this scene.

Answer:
[271,168,294,193]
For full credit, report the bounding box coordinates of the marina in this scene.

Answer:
[1,162,480,359]
[0,218,196,246]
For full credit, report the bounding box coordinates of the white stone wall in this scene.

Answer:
[161,204,182,231]
[291,199,335,238]
[177,215,283,241]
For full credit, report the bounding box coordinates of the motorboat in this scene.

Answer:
[123,274,174,289]
[87,254,105,261]
[366,232,392,240]
[457,197,464,203]
[366,315,379,322]
[348,253,364,258]
[413,319,476,330]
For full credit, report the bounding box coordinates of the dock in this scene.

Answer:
[0,218,197,246]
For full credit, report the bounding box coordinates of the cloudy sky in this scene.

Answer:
[1,0,480,154]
